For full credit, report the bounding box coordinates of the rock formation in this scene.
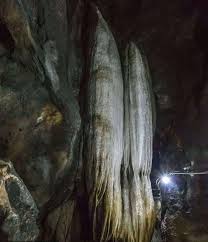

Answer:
[84,10,155,241]
[1,0,207,242]
[0,160,39,241]
[0,1,156,241]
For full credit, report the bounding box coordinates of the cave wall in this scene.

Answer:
[0,1,156,242]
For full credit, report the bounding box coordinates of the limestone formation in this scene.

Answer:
[0,1,157,242]
[84,7,124,241]
[84,8,155,242]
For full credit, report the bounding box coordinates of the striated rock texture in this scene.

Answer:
[84,7,125,241]
[0,1,156,242]
[84,8,155,242]
[122,42,155,242]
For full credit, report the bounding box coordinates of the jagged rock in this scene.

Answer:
[0,160,39,242]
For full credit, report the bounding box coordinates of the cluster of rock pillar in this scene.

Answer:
[0,1,155,241]
[84,8,155,242]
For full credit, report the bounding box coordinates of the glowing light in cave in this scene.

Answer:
[161,175,171,185]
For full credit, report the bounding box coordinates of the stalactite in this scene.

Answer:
[121,42,155,242]
[84,7,124,241]
[85,7,155,242]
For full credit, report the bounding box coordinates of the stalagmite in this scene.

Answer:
[85,7,155,242]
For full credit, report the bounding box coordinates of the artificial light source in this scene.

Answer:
[161,175,171,185]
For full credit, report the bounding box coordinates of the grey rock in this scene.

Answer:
[0,160,39,242]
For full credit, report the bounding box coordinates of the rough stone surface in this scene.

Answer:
[0,160,39,242]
